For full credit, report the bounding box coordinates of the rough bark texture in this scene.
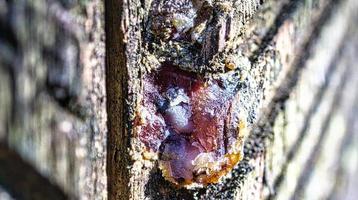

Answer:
[0,0,106,199]
[1,0,358,199]
[106,0,358,199]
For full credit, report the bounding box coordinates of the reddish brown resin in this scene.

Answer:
[136,64,242,185]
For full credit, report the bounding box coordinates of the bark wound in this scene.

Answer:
[135,63,246,186]
[147,0,232,71]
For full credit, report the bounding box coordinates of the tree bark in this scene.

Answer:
[106,0,358,199]
[0,0,106,199]
[0,0,357,199]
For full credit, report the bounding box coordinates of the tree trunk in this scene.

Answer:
[106,0,358,199]
[1,0,358,199]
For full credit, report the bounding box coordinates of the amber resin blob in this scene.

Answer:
[135,64,246,186]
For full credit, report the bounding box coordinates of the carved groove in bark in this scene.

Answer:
[0,142,68,200]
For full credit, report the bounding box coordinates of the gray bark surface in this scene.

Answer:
[0,0,106,199]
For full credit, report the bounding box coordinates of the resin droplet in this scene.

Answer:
[136,64,245,186]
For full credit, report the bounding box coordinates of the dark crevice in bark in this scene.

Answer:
[0,142,69,200]
[253,0,343,141]
[327,83,358,200]
[144,167,195,200]
[196,0,344,197]
[0,21,19,53]
[248,0,304,63]
[290,56,351,200]
[267,30,350,199]
[43,34,86,119]
[234,0,341,103]
[105,0,131,198]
